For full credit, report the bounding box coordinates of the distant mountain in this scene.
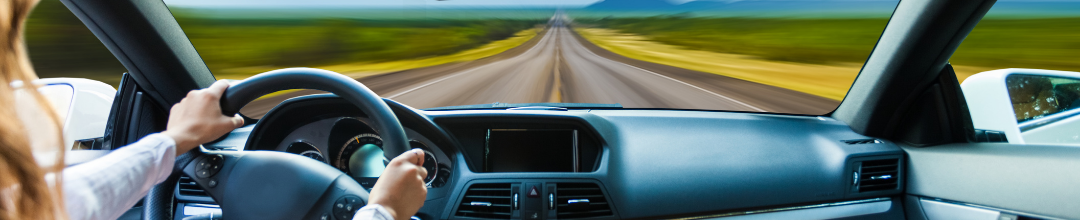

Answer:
[583,0,898,13]
[673,0,899,12]
[585,0,676,10]
[580,0,1080,18]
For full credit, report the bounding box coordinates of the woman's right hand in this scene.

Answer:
[368,149,429,220]
[162,80,245,156]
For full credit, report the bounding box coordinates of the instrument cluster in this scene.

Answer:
[274,117,451,188]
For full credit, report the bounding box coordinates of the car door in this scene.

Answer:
[901,1,1080,219]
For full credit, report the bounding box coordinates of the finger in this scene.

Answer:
[230,114,245,128]
[416,166,428,180]
[391,149,425,166]
[205,80,231,95]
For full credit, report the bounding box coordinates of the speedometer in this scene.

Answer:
[337,133,385,188]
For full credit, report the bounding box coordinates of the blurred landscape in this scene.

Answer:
[22,0,1080,113]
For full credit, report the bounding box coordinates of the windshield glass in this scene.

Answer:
[161,0,903,115]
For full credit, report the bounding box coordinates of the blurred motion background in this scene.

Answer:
[23,0,1080,111]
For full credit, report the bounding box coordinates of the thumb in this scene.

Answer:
[393,149,425,166]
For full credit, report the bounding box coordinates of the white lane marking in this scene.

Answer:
[387,27,557,99]
[569,30,767,112]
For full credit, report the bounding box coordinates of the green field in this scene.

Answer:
[578,17,1080,74]
[174,17,541,76]
[24,0,543,86]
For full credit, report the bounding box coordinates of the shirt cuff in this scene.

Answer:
[352,204,395,220]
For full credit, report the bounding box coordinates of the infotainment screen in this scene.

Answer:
[485,129,578,172]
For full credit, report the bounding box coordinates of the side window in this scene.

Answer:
[26,0,126,87]
[954,2,1080,145]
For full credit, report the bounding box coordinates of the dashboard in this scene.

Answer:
[189,94,907,220]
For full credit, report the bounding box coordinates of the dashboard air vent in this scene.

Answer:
[456,183,513,219]
[177,175,209,197]
[555,183,613,219]
[856,159,899,192]
[843,139,881,145]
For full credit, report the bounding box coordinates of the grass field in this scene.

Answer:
[176,17,542,77]
[576,17,1080,99]
[25,0,544,87]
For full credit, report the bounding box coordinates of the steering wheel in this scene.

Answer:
[143,68,411,220]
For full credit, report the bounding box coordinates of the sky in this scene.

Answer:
[162,0,1080,8]
[163,0,606,8]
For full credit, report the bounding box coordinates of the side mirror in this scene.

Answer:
[961,68,1080,145]
[32,78,116,150]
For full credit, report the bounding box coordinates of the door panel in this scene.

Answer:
[902,143,1080,219]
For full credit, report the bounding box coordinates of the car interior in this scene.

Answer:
[52,0,1080,219]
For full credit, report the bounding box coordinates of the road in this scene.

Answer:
[241,15,838,117]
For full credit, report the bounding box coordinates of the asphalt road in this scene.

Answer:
[241,16,838,117]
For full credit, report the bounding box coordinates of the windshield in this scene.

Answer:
[160,0,903,114]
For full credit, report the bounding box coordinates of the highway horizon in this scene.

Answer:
[240,13,838,117]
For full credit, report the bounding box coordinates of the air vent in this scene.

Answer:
[843,139,881,145]
[555,183,613,219]
[855,159,899,192]
[177,175,209,197]
[456,183,513,219]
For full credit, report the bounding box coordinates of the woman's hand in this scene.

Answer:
[369,149,429,220]
[162,80,245,156]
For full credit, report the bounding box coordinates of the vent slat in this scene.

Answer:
[861,171,897,176]
[456,210,512,216]
[456,183,513,219]
[856,159,900,193]
[861,164,897,169]
[842,139,881,145]
[557,202,609,207]
[557,195,605,199]
[176,175,210,197]
[464,195,513,199]
[556,183,613,219]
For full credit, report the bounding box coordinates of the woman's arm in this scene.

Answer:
[63,80,243,220]
[62,133,177,220]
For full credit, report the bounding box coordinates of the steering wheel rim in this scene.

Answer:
[144,68,410,220]
[220,67,410,158]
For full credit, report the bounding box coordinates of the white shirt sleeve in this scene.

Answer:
[352,204,396,220]
[63,133,177,220]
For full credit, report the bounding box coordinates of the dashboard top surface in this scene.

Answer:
[209,96,904,219]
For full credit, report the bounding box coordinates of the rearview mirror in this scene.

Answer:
[962,69,1080,146]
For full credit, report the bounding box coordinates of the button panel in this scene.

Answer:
[333,195,364,220]
[195,155,225,178]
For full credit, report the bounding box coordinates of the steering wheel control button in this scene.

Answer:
[207,179,218,188]
[195,155,225,178]
[333,195,364,220]
[320,213,330,220]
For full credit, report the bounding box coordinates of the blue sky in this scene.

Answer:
[163,0,606,8]
[162,0,1080,8]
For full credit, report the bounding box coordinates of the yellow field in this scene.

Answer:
[574,28,993,100]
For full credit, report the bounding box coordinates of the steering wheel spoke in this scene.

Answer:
[182,152,370,220]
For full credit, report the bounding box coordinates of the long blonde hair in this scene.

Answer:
[0,0,69,219]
